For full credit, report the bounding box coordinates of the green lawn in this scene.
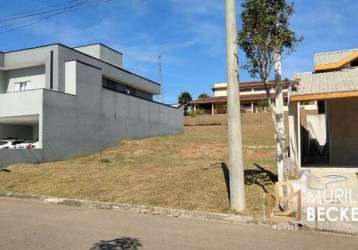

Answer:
[0,123,277,218]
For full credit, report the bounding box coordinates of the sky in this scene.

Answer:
[0,0,358,103]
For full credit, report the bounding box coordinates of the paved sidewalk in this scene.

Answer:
[0,197,358,250]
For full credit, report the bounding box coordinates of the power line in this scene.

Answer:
[0,0,112,34]
[0,0,84,24]
[0,0,87,29]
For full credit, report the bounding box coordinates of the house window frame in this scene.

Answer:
[14,81,31,92]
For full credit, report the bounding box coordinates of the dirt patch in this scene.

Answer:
[178,143,227,160]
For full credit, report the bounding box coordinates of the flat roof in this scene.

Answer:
[74,43,123,55]
[2,43,159,86]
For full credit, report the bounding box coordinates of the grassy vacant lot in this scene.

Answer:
[0,119,277,218]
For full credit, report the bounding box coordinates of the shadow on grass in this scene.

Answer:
[90,237,142,250]
[221,163,277,200]
[0,168,11,173]
[245,164,277,193]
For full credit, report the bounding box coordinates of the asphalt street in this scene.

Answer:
[0,197,357,250]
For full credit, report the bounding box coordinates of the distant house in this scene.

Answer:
[191,81,281,114]
[0,43,183,167]
[289,48,358,167]
[191,81,317,115]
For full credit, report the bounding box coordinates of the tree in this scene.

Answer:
[257,100,269,109]
[238,0,302,181]
[198,93,209,99]
[178,92,192,115]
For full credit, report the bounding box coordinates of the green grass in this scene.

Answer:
[0,123,277,218]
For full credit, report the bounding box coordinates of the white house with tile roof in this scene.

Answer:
[289,48,358,168]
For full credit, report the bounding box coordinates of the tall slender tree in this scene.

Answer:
[238,0,302,180]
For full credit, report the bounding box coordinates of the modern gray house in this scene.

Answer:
[0,43,183,167]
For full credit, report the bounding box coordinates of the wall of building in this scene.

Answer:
[0,52,4,66]
[214,89,227,97]
[5,66,45,92]
[100,45,123,68]
[327,98,358,165]
[2,44,159,95]
[0,90,43,150]
[58,45,157,95]
[3,45,54,90]
[74,44,123,68]
[0,61,183,167]
[64,61,77,95]
[0,70,6,93]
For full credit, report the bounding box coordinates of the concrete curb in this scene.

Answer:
[1,192,357,237]
[0,192,259,225]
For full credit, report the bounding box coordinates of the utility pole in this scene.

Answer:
[225,0,245,212]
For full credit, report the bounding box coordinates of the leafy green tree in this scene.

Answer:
[238,0,302,179]
[178,92,193,115]
[257,100,269,109]
[198,93,209,99]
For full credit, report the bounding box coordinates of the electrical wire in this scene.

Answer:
[0,0,84,24]
[0,0,112,34]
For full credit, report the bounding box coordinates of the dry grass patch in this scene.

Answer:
[0,124,277,218]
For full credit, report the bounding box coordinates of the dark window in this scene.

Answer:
[50,50,54,89]
[102,78,153,100]
[318,100,325,114]
[351,59,358,67]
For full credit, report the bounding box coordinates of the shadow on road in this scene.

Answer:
[90,237,142,250]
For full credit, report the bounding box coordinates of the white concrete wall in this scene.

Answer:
[6,66,45,92]
[214,89,227,97]
[59,45,159,95]
[74,44,123,68]
[0,90,43,151]
[65,61,76,95]
[3,45,54,90]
